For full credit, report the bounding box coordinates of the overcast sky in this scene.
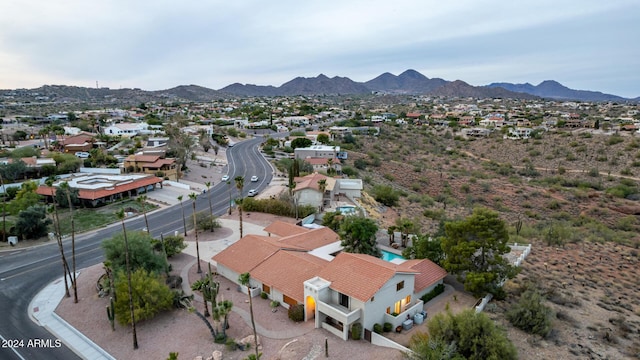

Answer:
[1,1,638,97]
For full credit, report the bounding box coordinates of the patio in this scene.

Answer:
[381,283,477,347]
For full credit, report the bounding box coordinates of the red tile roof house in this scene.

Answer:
[212,221,447,343]
[37,173,163,207]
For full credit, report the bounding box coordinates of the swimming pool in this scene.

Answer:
[336,206,356,214]
[381,250,405,262]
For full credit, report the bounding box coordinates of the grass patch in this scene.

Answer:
[56,200,158,235]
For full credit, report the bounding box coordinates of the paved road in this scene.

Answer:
[0,136,271,360]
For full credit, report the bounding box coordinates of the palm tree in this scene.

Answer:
[234,176,244,238]
[116,209,138,350]
[60,181,78,304]
[136,195,150,234]
[205,181,214,232]
[177,195,187,236]
[317,179,327,210]
[226,181,232,215]
[0,172,6,244]
[188,192,202,274]
[239,272,259,360]
[45,177,71,298]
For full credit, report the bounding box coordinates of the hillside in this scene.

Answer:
[340,124,640,359]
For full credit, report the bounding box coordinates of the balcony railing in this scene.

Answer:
[317,299,361,325]
[383,300,424,329]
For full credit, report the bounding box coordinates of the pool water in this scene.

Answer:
[336,206,356,214]
[381,250,405,262]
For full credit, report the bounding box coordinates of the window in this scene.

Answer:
[396,281,404,291]
[394,300,401,314]
[405,295,411,304]
[339,293,349,308]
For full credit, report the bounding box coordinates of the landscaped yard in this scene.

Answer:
[55,199,157,235]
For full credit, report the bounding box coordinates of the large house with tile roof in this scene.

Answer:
[212,220,447,341]
[293,173,363,210]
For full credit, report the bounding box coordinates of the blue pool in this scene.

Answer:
[336,206,356,214]
[381,250,405,262]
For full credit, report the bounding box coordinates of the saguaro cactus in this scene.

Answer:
[107,296,115,331]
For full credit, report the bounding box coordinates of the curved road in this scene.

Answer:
[0,136,271,360]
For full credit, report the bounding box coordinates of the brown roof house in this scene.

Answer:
[124,155,177,180]
[212,220,447,342]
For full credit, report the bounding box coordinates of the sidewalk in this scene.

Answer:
[28,218,271,360]
[29,273,116,360]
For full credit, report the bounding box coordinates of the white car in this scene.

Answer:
[247,189,258,197]
[250,176,259,182]
[221,175,229,182]
[75,151,90,158]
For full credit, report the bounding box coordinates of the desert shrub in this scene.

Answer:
[421,283,445,303]
[152,235,187,258]
[288,304,304,322]
[383,322,393,332]
[607,135,624,146]
[351,322,362,340]
[260,292,268,299]
[373,323,383,334]
[241,197,315,218]
[195,211,221,231]
[371,185,399,207]
[506,289,554,337]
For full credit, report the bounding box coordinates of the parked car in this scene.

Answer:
[250,176,259,182]
[75,151,90,158]
[221,175,229,182]
[247,189,258,197]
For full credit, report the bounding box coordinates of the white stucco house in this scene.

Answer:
[103,122,149,137]
[294,145,340,160]
[212,221,447,342]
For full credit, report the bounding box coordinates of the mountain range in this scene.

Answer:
[1,70,636,104]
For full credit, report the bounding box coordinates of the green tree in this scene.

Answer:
[115,209,138,349]
[113,268,173,325]
[7,181,40,215]
[152,235,186,258]
[102,230,167,274]
[441,208,517,297]
[407,309,517,360]
[239,272,260,360]
[0,159,28,181]
[339,216,381,257]
[15,205,51,239]
[402,235,444,265]
[506,288,554,337]
[316,133,330,144]
[322,210,345,231]
[55,185,79,208]
[164,116,196,180]
[291,137,312,149]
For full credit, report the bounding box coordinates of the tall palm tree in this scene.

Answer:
[239,272,259,360]
[177,195,187,236]
[45,178,71,298]
[226,180,232,215]
[317,179,327,210]
[234,176,244,238]
[60,181,78,303]
[188,192,202,274]
[205,181,214,232]
[0,172,6,244]
[136,195,150,234]
[116,209,138,350]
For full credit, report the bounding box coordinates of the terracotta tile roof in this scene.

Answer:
[263,221,308,237]
[251,251,328,303]
[294,172,333,192]
[278,227,340,251]
[305,157,340,166]
[36,176,163,201]
[398,259,448,293]
[60,134,95,146]
[212,235,280,274]
[318,252,415,302]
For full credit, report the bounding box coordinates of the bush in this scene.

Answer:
[152,235,187,258]
[506,289,554,337]
[371,184,399,207]
[373,323,383,334]
[421,283,445,303]
[195,211,221,231]
[351,322,362,340]
[288,304,305,322]
[260,292,268,299]
[241,197,315,218]
[383,322,393,332]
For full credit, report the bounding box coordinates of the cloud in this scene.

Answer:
[0,0,638,97]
